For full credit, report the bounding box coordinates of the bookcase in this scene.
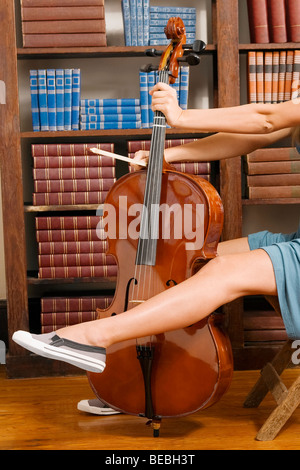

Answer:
[2,0,298,378]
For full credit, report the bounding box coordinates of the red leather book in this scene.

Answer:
[32,143,114,157]
[248,186,300,199]
[127,139,196,152]
[36,215,102,230]
[41,295,113,313]
[33,166,116,180]
[247,147,300,162]
[286,0,300,42]
[23,33,107,48]
[267,0,287,42]
[35,228,102,243]
[32,156,115,169]
[247,0,270,43]
[22,19,106,34]
[38,240,108,255]
[38,265,118,279]
[22,0,104,6]
[32,191,109,206]
[38,252,116,267]
[21,6,105,21]
[34,178,116,193]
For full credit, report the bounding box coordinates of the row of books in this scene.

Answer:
[127,139,211,180]
[31,143,116,206]
[30,69,81,132]
[40,295,114,333]
[247,0,300,43]
[244,147,300,199]
[139,66,189,128]
[79,98,142,130]
[35,215,118,279]
[122,2,196,46]
[21,0,107,48]
[247,50,300,104]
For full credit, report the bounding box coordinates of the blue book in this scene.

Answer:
[122,0,131,46]
[150,13,196,20]
[64,69,72,131]
[46,69,56,131]
[179,66,189,110]
[29,70,40,132]
[71,68,81,130]
[80,113,142,123]
[80,121,142,130]
[149,19,196,26]
[80,106,141,115]
[137,0,144,46]
[149,26,196,33]
[150,7,196,14]
[139,70,149,128]
[55,69,64,131]
[130,0,138,46]
[143,0,150,46]
[80,98,140,107]
[147,70,155,127]
[37,70,49,131]
[150,33,196,40]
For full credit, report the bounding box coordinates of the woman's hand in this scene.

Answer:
[130,150,149,171]
[150,82,184,127]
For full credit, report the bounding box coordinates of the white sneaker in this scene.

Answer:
[77,399,121,415]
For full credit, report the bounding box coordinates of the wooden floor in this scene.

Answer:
[1,365,300,450]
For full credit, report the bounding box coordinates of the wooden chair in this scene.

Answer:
[243,296,300,441]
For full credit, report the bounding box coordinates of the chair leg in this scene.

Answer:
[243,340,293,408]
[256,375,300,441]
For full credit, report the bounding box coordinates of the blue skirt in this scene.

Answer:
[248,221,300,339]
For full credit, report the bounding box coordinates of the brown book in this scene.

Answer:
[36,215,102,230]
[33,167,116,180]
[41,295,113,313]
[34,178,116,193]
[32,143,114,157]
[247,148,300,162]
[271,51,279,103]
[32,191,109,206]
[284,50,294,101]
[286,0,300,42]
[264,51,272,103]
[38,240,108,255]
[248,51,257,103]
[22,19,106,34]
[246,160,300,174]
[247,0,270,43]
[248,186,300,198]
[278,50,287,102]
[33,155,116,169]
[38,265,118,279]
[267,0,287,43]
[38,252,116,267]
[22,0,104,6]
[292,50,300,100]
[247,173,300,186]
[127,138,197,152]
[23,33,107,48]
[21,6,105,21]
[35,229,102,243]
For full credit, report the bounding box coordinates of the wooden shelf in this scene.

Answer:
[239,42,299,51]
[17,44,216,59]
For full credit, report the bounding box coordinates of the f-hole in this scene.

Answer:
[124,277,138,311]
[166,279,177,287]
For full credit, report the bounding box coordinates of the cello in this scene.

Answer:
[88,17,233,437]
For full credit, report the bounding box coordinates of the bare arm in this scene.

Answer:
[150,82,300,134]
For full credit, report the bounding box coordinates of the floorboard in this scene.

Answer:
[1,365,300,450]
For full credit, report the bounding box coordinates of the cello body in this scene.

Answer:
[87,168,233,419]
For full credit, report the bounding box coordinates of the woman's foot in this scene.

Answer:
[12,331,106,373]
[77,398,121,416]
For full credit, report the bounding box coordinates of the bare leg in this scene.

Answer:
[56,248,277,348]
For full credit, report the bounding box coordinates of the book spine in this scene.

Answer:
[80,114,141,123]
[71,69,80,130]
[64,69,72,131]
[246,161,300,174]
[248,52,257,103]
[31,142,114,157]
[139,71,149,128]
[278,51,287,102]
[130,0,138,46]
[80,98,140,107]
[29,70,40,131]
[179,66,189,110]
[267,0,287,42]
[38,265,118,279]
[22,19,106,34]
[32,155,116,169]
[292,50,300,101]
[248,186,300,199]
[127,138,197,152]
[247,147,300,162]
[149,7,196,14]
[247,173,300,186]
[21,6,105,21]
[32,191,109,206]
[36,228,103,243]
[47,69,56,131]
[23,33,106,48]
[55,69,64,131]
[121,0,131,46]
[284,50,294,101]
[247,0,270,43]
[33,166,116,180]
[80,122,141,130]
[38,240,108,255]
[80,106,141,114]
[256,52,264,103]
[150,15,196,21]
[37,70,49,131]
[36,215,103,230]
[41,295,113,314]
[272,51,279,104]
[286,0,300,42]
[34,178,116,193]
[22,0,105,6]
[264,52,272,104]
[38,253,116,268]
[137,0,144,46]
[148,71,155,127]
[143,0,150,46]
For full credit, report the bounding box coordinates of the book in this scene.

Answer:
[55,69,64,131]
[32,191,109,206]
[264,52,272,104]
[33,166,116,180]
[286,0,300,42]
[38,253,116,268]
[80,98,140,107]
[37,70,49,131]
[247,173,300,186]
[248,186,300,199]
[21,6,105,21]
[247,0,270,43]
[29,70,40,131]
[272,51,279,103]
[71,69,80,130]
[246,147,300,162]
[122,0,132,46]
[36,215,103,230]
[23,33,107,48]
[22,0,105,6]
[38,265,118,279]
[267,0,287,43]
[79,99,141,130]
[31,142,114,157]
[38,240,108,255]
[80,114,142,123]
[80,105,141,115]
[34,178,116,193]
[36,228,102,243]
[64,69,72,131]
[246,160,300,175]
[32,155,116,169]
[80,121,141,130]
[22,19,106,34]
[47,69,56,131]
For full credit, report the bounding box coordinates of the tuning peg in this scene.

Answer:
[178,52,201,66]
[145,48,163,57]
[183,40,206,54]
[140,63,158,73]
